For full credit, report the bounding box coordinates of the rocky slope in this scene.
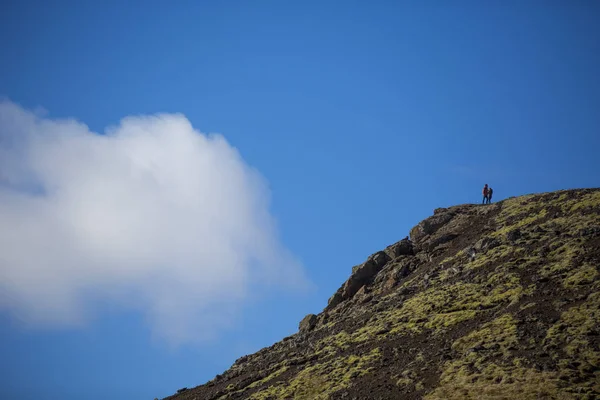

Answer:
[165,189,600,400]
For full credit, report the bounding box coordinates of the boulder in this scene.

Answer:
[382,260,414,290]
[355,285,369,298]
[299,314,318,333]
[353,253,389,282]
[370,251,390,268]
[326,291,344,310]
[343,253,389,297]
[317,313,329,326]
[410,212,455,242]
[325,252,391,312]
[396,262,413,279]
[385,238,414,258]
[427,233,459,251]
[341,276,364,300]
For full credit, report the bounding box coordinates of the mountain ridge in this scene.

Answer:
[165,188,600,400]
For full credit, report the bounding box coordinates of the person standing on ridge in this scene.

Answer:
[488,187,494,203]
[482,184,489,204]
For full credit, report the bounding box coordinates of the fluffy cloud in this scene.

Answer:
[0,100,308,346]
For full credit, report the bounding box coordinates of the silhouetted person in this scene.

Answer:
[488,187,494,203]
[482,184,489,204]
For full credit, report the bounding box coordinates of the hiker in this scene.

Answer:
[488,187,494,203]
[482,184,489,204]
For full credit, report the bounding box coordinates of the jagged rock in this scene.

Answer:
[368,251,390,269]
[317,313,329,326]
[383,275,397,291]
[382,259,414,289]
[299,314,318,333]
[385,238,414,258]
[234,355,249,365]
[341,278,364,302]
[410,212,455,242]
[354,285,369,298]
[360,294,373,304]
[327,291,344,310]
[427,233,459,251]
[416,252,431,264]
[326,251,395,312]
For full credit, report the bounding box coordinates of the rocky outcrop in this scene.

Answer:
[384,238,414,258]
[164,188,600,400]
[325,238,418,312]
[298,314,317,333]
[409,212,455,243]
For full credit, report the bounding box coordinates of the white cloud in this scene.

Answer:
[0,100,309,346]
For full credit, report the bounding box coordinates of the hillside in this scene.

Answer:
[165,189,600,400]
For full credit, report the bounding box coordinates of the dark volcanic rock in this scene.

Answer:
[385,238,414,258]
[165,189,600,400]
[299,314,318,333]
[507,228,522,242]
[427,233,459,251]
[410,211,455,242]
[325,251,393,311]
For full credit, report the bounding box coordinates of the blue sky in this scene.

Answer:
[1,1,599,399]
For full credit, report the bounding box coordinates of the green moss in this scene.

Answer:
[441,249,466,266]
[452,314,518,355]
[541,237,597,288]
[396,376,413,387]
[563,264,598,288]
[540,243,579,278]
[539,292,600,396]
[492,208,548,238]
[519,302,536,311]
[395,369,418,388]
[217,364,291,399]
[426,364,569,400]
[426,310,479,329]
[465,244,521,271]
[247,366,290,389]
[569,191,600,212]
[428,315,578,399]
[545,292,600,365]
[497,195,539,221]
[490,192,599,254]
[557,192,570,202]
[349,271,527,345]
[314,331,352,356]
[249,348,381,400]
